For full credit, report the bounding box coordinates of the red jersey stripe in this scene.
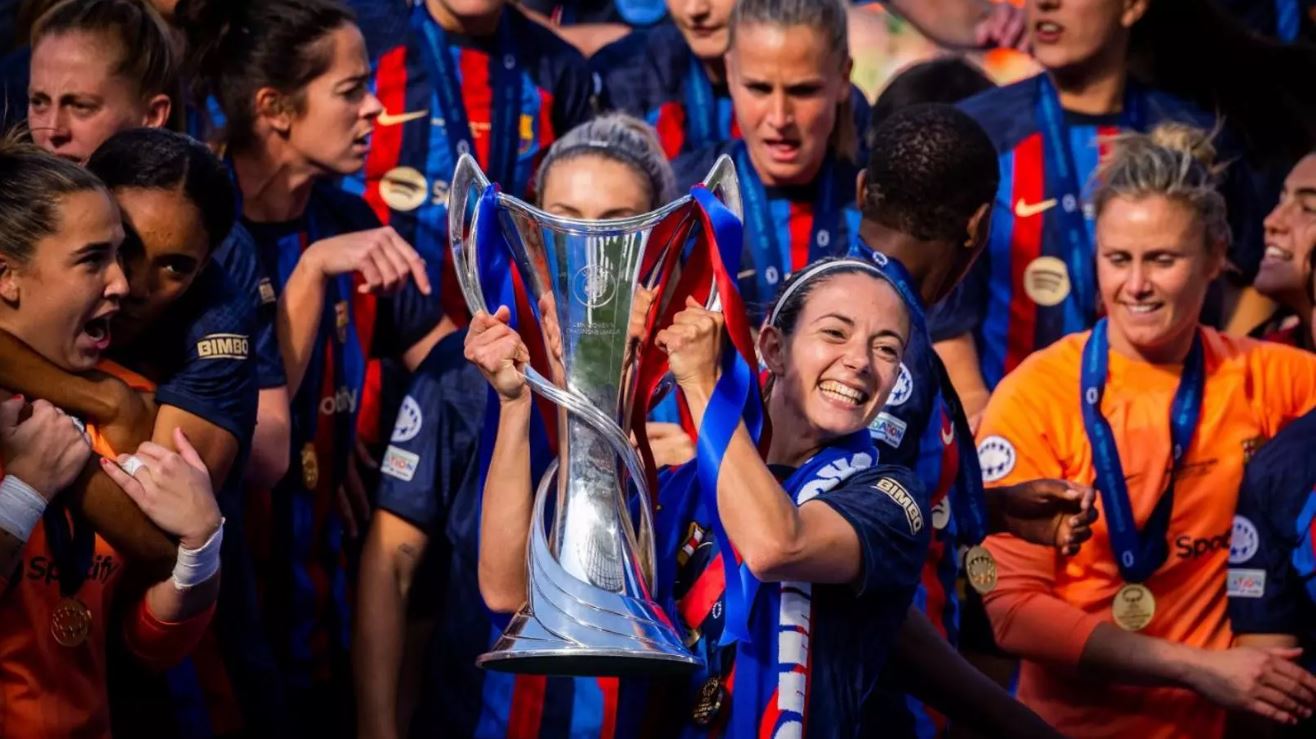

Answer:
[363,46,409,226]
[787,201,812,273]
[1005,133,1045,373]
[506,675,547,739]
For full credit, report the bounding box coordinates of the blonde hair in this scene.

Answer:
[1093,123,1230,252]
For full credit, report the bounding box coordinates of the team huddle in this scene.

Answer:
[0,0,1315,737]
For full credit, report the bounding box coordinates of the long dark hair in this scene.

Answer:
[173,0,356,151]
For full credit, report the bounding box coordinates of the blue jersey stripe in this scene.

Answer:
[982,151,1017,386]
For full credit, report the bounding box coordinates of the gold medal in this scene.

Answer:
[50,596,92,647]
[1111,583,1156,631]
[301,443,319,490]
[964,545,998,594]
[691,675,724,726]
[334,301,349,344]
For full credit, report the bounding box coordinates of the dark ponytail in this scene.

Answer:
[173,0,356,150]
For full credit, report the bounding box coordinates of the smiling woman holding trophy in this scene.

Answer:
[459,109,931,733]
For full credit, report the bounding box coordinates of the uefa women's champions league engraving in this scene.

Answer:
[448,153,742,676]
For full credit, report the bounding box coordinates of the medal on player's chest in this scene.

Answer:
[691,675,725,726]
[51,596,92,647]
[301,442,319,490]
[964,545,998,594]
[334,300,349,344]
[1111,582,1156,631]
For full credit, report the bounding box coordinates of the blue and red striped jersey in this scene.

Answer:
[346,3,595,327]
[934,75,1267,390]
[374,330,644,739]
[592,23,736,160]
[595,26,873,163]
[240,181,441,718]
[674,141,862,321]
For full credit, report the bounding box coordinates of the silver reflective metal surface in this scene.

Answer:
[449,154,741,676]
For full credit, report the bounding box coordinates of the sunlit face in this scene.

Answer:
[1258,154,1316,307]
[540,154,654,220]
[1096,195,1223,361]
[110,188,212,347]
[28,31,165,164]
[762,272,909,442]
[1027,0,1146,74]
[668,0,736,60]
[285,24,381,176]
[727,22,851,187]
[0,189,128,371]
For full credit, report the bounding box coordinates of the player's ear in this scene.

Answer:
[759,325,788,376]
[855,169,870,212]
[966,202,990,250]
[0,254,22,304]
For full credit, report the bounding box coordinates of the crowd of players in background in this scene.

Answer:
[1,0,1316,737]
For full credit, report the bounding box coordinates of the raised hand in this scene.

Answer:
[0,396,92,498]
[655,297,724,395]
[465,306,531,403]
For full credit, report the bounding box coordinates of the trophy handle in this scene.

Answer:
[449,154,493,315]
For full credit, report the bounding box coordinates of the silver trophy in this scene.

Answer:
[449,153,741,676]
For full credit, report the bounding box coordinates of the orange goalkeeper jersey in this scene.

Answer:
[975,329,1316,739]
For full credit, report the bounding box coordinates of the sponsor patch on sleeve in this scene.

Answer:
[258,278,276,305]
[1229,515,1259,564]
[195,333,249,360]
[391,396,424,443]
[381,445,420,483]
[1227,568,1265,598]
[977,435,1017,483]
[868,411,908,449]
[875,477,924,535]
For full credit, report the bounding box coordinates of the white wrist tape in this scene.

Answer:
[172,518,224,591]
[0,475,48,541]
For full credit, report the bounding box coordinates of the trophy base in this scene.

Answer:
[477,608,700,677]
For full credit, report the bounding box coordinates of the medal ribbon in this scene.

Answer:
[731,431,876,739]
[682,55,718,152]
[415,5,523,189]
[43,503,94,603]
[734,143,839,309]
[1080,318,1204,584]
[1035,76,1144,333]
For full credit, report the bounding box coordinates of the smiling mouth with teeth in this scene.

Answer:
[819,380,869,405]
[1265,245,1294,261]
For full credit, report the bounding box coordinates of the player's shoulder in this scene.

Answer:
[1205,327,1316,375]
[178,264,255,339]
[1140,84,1216,131]
[959,76,1040,152]
[1249,408,1316,478]
[672,140,737,191]
[590,23,685,95]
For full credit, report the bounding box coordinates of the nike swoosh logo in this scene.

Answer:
[1014,197,1058,218]
[941,425,955,446]
[377,109,429,127]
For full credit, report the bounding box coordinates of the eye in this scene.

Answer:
[1105,253,1130,266]
[744,81,772,95]
[1152,254,1178,267]
[159,255,199,278]
[821,327,845,340]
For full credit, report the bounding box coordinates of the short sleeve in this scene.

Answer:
[211,223,287,389]
[813,464,930,597]
[974,362,1067,489]
[1228,461,1306,635]
[376,334,487,532]
[153,274,259,444]
[376,369,447,530]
